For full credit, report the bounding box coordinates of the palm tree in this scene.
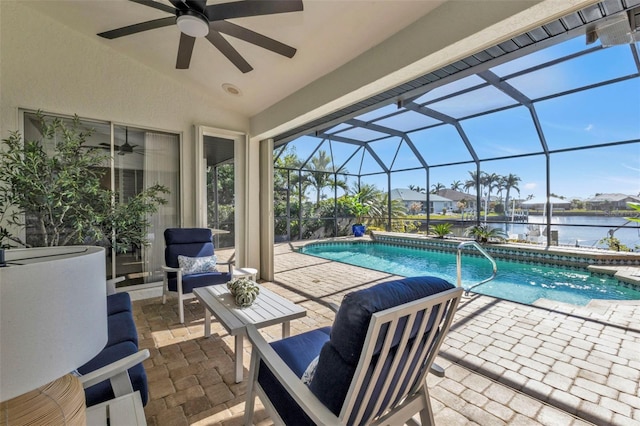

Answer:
[328,174,348,194]
[369,191,407,229]
[464,170,481,194]
[430,182,445,194]
[408,184,426,193]
[501,173,521,214]
[351,183,379,204]
[348,183,407,229]
[481,172,500,221]
[450,180,463,191]
[302,150,334,205]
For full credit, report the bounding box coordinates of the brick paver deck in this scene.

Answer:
[135,241,640,425]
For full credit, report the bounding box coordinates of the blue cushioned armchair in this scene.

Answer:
[79,289,149,409]
[162,228,233,323]
[244,276,463,426]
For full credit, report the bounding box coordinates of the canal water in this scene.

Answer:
[503,215,640,249]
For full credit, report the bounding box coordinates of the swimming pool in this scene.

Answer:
[300,241,640,306]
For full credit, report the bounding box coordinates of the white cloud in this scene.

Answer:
[584,124,594,131]
[524,182,537,190]
[622,163,640,172]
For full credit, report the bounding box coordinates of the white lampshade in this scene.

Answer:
[0,246,108,402]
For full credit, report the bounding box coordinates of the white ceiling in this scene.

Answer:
[26,0,446,117]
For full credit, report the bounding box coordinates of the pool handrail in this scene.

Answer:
[456,241,497,295]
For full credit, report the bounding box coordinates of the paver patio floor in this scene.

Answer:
[137,241,640,425]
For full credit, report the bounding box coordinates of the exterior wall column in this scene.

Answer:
[259,139,275,281]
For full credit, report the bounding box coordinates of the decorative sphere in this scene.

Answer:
[227,278,259,307]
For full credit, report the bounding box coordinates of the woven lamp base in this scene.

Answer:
[0,374,86,426]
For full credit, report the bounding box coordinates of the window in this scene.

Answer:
[21,111,180,287]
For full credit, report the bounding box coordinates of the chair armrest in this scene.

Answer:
[106,276,125,295]
[217,260,234,274]
[245,325,341,425]
[162,265,181,273]
[79,349,150,390]
[327,302,340,313]
[430,362,445,377]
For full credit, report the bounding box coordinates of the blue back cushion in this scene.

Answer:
[309,276,455,415]
[106,292,132,316]
[107,310,138,347]
[164,228,214,268]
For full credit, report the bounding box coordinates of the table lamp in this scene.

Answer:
[0,246,108,425]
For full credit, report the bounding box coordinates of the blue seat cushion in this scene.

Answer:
[258,327,331,426]
[310,276,455,415]
[107,292,132,316]
[78,341,148,407]
[167,271,232,293]
[107,311,138,347]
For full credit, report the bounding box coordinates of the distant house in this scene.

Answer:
[584,193,640,211]
[390,188,453,214]
[520,196,572,211]
[436,189,477,212]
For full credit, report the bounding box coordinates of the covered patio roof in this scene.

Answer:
[276,2,640,148]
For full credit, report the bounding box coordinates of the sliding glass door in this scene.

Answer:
[112,125,180,286]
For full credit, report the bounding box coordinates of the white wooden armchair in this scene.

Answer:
[162,228,234,323]
[243,276,463,425]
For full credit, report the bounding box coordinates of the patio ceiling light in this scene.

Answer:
[222,83,242,96]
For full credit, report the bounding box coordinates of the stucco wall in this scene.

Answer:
[0,1,249,227]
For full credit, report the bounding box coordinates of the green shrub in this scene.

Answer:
[429,223,453,238]
[464,224,507,243]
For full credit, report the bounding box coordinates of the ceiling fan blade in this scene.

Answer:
[176,33,196,69]
[98,143,122,151]
[98,16,175,39]
[129,0,176,14]
[168,0,192,12]
[206,30,253,73]
[211,21,296,58]
[205,0,303,21]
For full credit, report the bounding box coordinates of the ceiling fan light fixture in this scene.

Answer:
[176,12,209,38]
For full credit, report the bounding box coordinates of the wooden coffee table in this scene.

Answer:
[193,283,306,383]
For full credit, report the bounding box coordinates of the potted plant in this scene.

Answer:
[343,193,370,237]
[0,112,169,252]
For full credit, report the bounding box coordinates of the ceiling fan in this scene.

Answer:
[99,128,141,155]
[98,0,303,73]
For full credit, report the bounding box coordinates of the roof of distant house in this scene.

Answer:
[586,193,640,202]
[391,188,452,202]
[436,189,477,202]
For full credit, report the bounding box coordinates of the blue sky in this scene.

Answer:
[284,37,640,202]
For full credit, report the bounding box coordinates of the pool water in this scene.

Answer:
[300,242,640,306]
